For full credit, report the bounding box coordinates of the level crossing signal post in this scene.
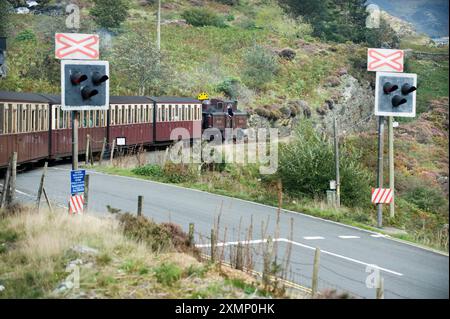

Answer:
[374,71,417,227]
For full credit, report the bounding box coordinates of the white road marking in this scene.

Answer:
[338,235,360,239]
[196,237,403,276]
[280,238,403,276]
[303,236,325,240]
[371,234,389,238]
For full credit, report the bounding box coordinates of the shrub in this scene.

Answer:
[132,164,164,178]
[117,213,172,251]
[254,107,271,118]
[243,45,279,90]
[215,0,240,5]
[15,29,36,42]
[182,8,226,28]
[154,263,182,286]
[90,0,130,30]
[163,163,197,183]
[404,185,447,215]
[216,77,242,99]
[278,120,372,207]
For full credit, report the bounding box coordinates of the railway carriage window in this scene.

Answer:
[24,104,29,132]
[7,104,12,134]
[38,106,43,131]
[17,104,22,133]
[161,105,165,122]
[11,105,17,133]
[94,111,99,127]
[145,105,149,123]
[53,107,58,129]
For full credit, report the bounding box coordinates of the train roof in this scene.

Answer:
[0,91,52,103]
[110,96,152,104]
[0,91,201,105]
[149,96,200,104]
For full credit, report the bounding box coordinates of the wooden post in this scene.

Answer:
[388,117,395,218]
[42,187,53,213]
[333,116,340,208]
[110,139,115,165]
[311,247,321,298]
[0,159,11,209]
[210,229,216,263]
[188,223,195,247]
[235,242,243,270]
[72,111,79,171]
[263,236,273,287]
[8,152,17,204]
[84,174,90,213]
[376,276,384,299]
[85,134,90,166]
[377,116,385,228]
[137,195,143,216]
[36,162,48,213]
[99,137,106,165]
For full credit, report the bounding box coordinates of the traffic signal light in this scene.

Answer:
[375,72,417,117]
[61,60,109,111]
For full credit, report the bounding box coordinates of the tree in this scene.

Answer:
[90,0,130,30]
[365,18,400,49]
[279,0,370,43]
[111,31,171,95]
[278,120,372,207]
[182,8,226,27]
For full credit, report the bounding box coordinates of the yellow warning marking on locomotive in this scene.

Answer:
[197,92,209,101]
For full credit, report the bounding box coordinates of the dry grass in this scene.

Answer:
[0,206,288,299]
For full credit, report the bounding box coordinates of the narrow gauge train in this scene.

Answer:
[0,91,248,168]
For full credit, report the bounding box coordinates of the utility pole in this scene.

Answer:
[377,116,385,228]
[388,116,395,218]
[157,0,161,51]
[72,111,79,171]
[333,115,340,208]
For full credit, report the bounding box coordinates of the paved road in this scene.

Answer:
[9,164,449,299]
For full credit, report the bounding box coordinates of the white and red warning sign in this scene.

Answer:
[367,48,404,73]
[69,194,84,214]
[55,33,99,60]
[371,188,393,204]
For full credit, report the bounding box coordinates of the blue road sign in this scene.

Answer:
[71,169,85,194]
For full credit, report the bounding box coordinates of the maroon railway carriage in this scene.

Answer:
[150,96,202,143]
[0,91,204,168]
[0,92,51,168]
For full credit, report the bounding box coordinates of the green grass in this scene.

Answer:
[153,262,183,286]
[405,59,449,114]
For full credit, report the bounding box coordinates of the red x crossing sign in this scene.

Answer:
[367,48,404,73]
[55,33,99,60]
